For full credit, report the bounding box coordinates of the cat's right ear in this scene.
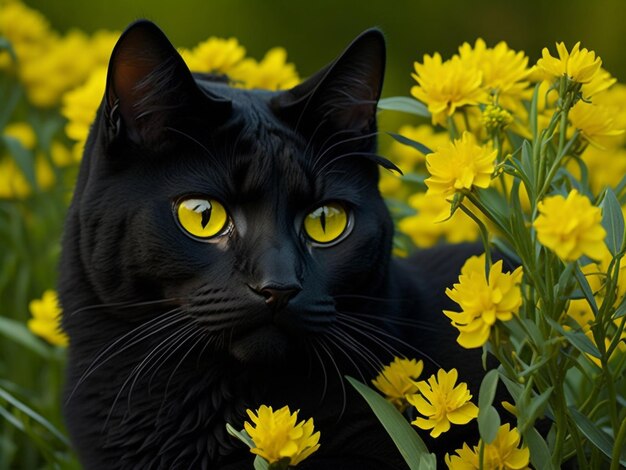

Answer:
[105,20,231,150]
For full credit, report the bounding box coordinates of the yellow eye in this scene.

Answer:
[176,198,229,239]
[304,202,349,244]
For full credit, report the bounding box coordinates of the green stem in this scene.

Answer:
[448,115,459,140]
[610,413,626,470]
[458,203,492,270]
[478,440,485,470]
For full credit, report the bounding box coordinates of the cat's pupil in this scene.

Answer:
[320,210,327,232]
[192,203,212,229]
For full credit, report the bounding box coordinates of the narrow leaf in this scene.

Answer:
[518,387,553,433]
[523,426,556,470]
[614,297,626,319]
[347,376,432,470]
[545,317,601,359]
[378,97,430,117]
[600,188,625,256]
[387,132,433,156]
[478,370,499,410]
[478,405,500,444]
[254,456,270,470]
[0,317,49,358]
[2,135,37,188]
[0,387,69,445]
[573,263,599,316]
[226,423,254,448]
[569,407,624,465]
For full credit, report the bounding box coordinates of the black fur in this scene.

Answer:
[59,21,489,469]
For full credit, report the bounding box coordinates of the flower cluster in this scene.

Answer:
[382,36,626,470]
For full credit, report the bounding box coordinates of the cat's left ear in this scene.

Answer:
[271,29,385,138]
[105,20,231,150]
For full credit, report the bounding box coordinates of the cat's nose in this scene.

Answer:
[259,285,301,310]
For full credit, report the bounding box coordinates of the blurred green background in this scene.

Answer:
[28,0,626,98]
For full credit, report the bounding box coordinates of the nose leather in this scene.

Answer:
[260,286,301,310]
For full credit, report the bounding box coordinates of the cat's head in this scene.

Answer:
[63,21,396,365]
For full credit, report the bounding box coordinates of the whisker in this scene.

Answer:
[337,313,442,369]
[317,337,347,421]
[342,311,440,331]
[69,297,182,317]
[312,131,379,173]
[307,338,329,407]
[104,322,198,429]
[67,308,185,403]
[328,326,383,371]
[323,333,367,384]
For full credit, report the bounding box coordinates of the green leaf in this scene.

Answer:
[417,453,436,470]
[0,317,49,358]
[1,135,37,188]
[226,423,254,449]
[378,97,430,117]
[520,140,535,193]
[523,426,556,470]
[387,132,433,156]
[347,376,433,470]
[0,386,69,445]
[569,407,625,465]
[517,387,553,433]
[545,317,601,359]
[614,297,626,319]
[529,84,540,141]
[600,188,625,256]
[254,456,270,470]
[478,405,500,444]
[573,263,599,316]
[478,369,499,410]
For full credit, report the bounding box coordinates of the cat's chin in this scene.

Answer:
[229,325,291,365]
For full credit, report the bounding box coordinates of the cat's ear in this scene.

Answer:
[271,29,385,137]
[105,20,231,149]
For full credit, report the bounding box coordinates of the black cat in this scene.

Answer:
[59,20,488,469]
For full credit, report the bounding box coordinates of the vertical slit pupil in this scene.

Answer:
[192,203,213,229]
[320,208,327,233]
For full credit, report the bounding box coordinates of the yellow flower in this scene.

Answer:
[0,1,53,69]
[231,47,300,90]
[4,121,37,150]
[481,104,513,133]
[445,424,530,470]
[378,171,404,199]
[398,192,479,248]
[411,53,488,126]
[534,189,606,261]
[244,405,320,466]
[372,357,424,411]
[458,39,531,113]
[62,66,108,160]
[536,42,602,85]
[581,68,617,99]
[568,101,625,149]
[425,132,496,198]
[444,255,524,349]
[28,290,68,347]
[407,368,478,438]
[20,29,93,107]
[180,37,246,75]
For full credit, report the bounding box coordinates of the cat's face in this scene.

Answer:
[66,21,395,365]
